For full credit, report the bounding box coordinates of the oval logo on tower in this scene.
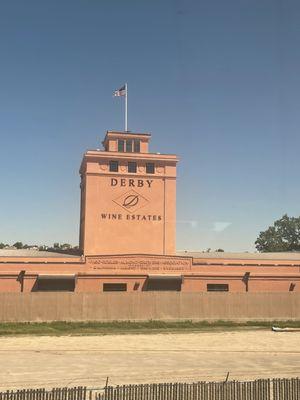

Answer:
[113,190,149,213]
[123,195,139,208]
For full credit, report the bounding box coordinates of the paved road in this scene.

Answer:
[0,331,299,390]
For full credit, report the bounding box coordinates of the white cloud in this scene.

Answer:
[177,220,198,228]
[213,222,232,232]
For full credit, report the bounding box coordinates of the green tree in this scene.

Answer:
[0,243,5,249]
[53,243,60,249]
[13,242,23,249]
[255,214,300,252]
[61,243,71,250]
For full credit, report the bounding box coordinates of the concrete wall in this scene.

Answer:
[0,292,299,322]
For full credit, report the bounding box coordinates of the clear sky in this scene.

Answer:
[0,0,299,252]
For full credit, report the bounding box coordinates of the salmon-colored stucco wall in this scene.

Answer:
[83,175,166,255]
[0,278,20,292]
[182,278,246,292]
[249,279,297,292]
[80,133,178,256]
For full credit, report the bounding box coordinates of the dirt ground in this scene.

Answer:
[0,330,299,390]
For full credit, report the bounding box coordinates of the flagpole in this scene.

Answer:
[125,83,128,131]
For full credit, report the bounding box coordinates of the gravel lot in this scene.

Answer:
[0,330,299,390]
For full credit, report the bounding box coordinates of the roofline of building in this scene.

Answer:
[105,130,151,137]
[83,150,178,159]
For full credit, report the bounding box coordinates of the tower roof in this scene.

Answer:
[102,131,151,149]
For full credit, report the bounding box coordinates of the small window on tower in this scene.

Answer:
[118,139,124,152]
[126,139,133,152]
[109,160,119,172]
[146,163,155,174]
[133,139,140,153]
[128,162,137,173]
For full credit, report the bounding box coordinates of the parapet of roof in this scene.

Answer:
[176,251,300,261]
[0,249,78,258]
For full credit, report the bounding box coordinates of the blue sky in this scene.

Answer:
[0,0,299,251]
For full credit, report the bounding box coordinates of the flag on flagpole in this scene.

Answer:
[113,83,128,131]
[113,85,126,97]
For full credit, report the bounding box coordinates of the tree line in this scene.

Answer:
[0,242,79,251]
